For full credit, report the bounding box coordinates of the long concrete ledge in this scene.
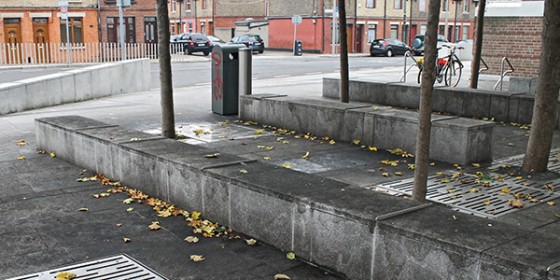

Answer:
[239,94,494,165]
[0,59,150,115]
[35,116,560,279]
[35,116,560,280]
[322,78,557,126]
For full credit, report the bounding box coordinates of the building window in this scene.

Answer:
[171,0,176,12]
[188,21,193,33]
[366,0,376,9]
[463,0,470,13]
[462,25,469,40]
[390,24,399,39]
[420,25,427,35]
[60,17,83,44]
[394,0,402,9]
[419,0,426,12]
[367,24,376,42]
[186,0,192,11]
[107,17,136,43]
[202,0,207,10]
[442,0,448,11]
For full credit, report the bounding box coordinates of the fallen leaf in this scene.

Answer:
[245,238,257,246]
[282,163,293,169]
[441,179,450,183]
[16,140,26,146]
[472,163,481,168]
[77,208,89,212]
[430,162,436,166]
[49,151,56,158]
[274,274,291,280]
[255,129,265,135]
[116,223,123,227]
[126,207,134,212]
[129,138,142,141]
[190,255,205,262]
[329,140,336,145]
[368,146,378,151]
[508,199,524,208]
[302,151,310,160]
[191,211,201,220]
[184,236,199,243]
[452,215,458,220]
[530,198,541,203]
[265,146,274,150]
[469,188,479,193]
[55,271,77,280]
[148,221,161,230]
[123,198,134,204]
[17,155,25,160]
[500,187,511,194]
[204,153,220,158]
[36,150,46,154]
[548,201,557,206]
[395,172,403,176]
[123,237,131,243]
[436,172,445,176]
[239,169,248,174]
[382,172,390,177]
[263,156,271,161]
[77,176,97,182]
[544,184,556,191]
[352,140,361,145]
[286,252,296,260]
[408,164,415,170]
[282,140,290,144]
[515,176,524,181]
[483,200,492,205]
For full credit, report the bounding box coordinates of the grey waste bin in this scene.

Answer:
[294,40,303,56]
[211,44,243,115]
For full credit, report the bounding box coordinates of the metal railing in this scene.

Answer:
[400,51,420,83]
[479,57,489,74]
[494,57,514,91]
[0,42,190,65]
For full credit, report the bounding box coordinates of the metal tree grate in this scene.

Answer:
[7,254,167,280]
[377,170,559,218]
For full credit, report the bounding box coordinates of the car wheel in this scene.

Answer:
[258,50,264,54]
[386,49,393,57]
[187,48,193,55]
[203,51,209,56]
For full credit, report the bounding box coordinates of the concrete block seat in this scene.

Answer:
[240,94,495,165]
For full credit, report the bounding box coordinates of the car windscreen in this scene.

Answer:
[192,34,208,41]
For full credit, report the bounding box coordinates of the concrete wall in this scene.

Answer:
[0,59,150,115]
[35,115,560,280]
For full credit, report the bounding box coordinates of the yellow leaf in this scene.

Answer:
[191,211,201,220]
[49,151,56,158]
[245,238,257,246]
[157,209,172,217]
[36,150,46,154]
[56,271,77,280]
[452,215,458,220]
[77,176,97,182]
[77,208,89,212]
[472,163,481,168]
[263,156,272,161]
[190,255,205,262]
[544,184,556,191]
[274,274,291,280]
[430,162,436,166]
[116,223,123,227]
[184,236,199,243]
[500,187,511,194]
[17,155,26,160]
[302,151,310,160]
[148,221,161,230]
[508,199,524,208]
[483,200,492,205]
[286,252,296,260]
[515,176,523,181]
[441,179,450,183]
[255,129,264,135]
[265,146,274,150]
[408,164,415,170]
[368,146,378,151]
[382,172,390,177]
[93,194,100,198]
[282,140,290,144]
[16,140,26,146]
[257,145,265,149]
[436,172,445,176]
[239,169,248,174]
[282,163,293,169]
[204,153,220,158]
[352,140,361,145]
[126,207,134,212]
[123,237,131,243]
[548,201,557,206]
[530,198,541,203]
[447,189,455,193]
[123,198,134,204]
[470,188,479,193]
[329,139,336,145]
[395,172,403,176]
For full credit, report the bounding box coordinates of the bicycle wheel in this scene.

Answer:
[417,68,422,84]
[444,60,462,87]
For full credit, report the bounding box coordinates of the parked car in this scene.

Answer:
[369,38,411,57]
[182,33,212,56]
[229,34,265,53]
[411,34,449,55]
[207,35,225,47]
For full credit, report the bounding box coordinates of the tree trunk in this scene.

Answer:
[412,0,441,203]
[338,0,349,103]
[156,0,176,139]
[522,0,560,173]
[470,0,486,89]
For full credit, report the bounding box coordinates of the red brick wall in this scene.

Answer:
[99,0,157,43]
[482,16,542,78]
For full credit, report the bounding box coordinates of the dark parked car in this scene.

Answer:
[207,35,225,46]
[370,38,411,57]
[412,34,449,55]
[182,33,212,56]
[229,34,265,53]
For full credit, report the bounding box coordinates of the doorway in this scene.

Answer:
[33,18,50,63]
[144,17,158,43]
[356,24,363,53]
[3,18,22,64]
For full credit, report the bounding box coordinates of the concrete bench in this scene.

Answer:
[322,78,550,127]
[240,94,495,165]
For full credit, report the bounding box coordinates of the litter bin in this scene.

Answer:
[211,44,243,115]
[294,40,303,56]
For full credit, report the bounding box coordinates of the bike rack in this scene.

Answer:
[400,51,420,83]
[494,57,514,91]
[479,57,489,74]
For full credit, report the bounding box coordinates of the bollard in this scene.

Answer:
[238,47,252,118]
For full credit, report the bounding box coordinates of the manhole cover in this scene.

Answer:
[8,254,167,280]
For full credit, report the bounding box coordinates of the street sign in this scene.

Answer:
[291,15,302,25]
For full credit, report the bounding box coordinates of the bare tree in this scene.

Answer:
[470,0,486,89]
[338,0,349,103]
[412,0,441,202]
[522,0,560,173]
[156,0,176,138]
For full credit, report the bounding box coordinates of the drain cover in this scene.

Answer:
[7,254,167,280]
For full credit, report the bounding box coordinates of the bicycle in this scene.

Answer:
[417,45,464,87]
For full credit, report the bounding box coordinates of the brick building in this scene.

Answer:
[482,0,543,78]
[0,0,99,45]
[99,0,158,44]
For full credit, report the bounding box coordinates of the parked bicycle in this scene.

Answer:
[417,45,464,87]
